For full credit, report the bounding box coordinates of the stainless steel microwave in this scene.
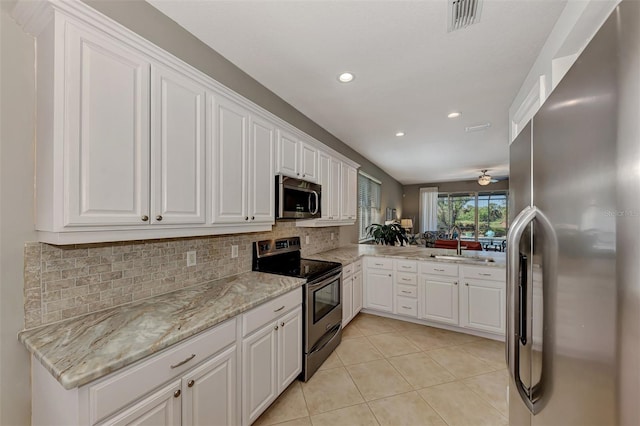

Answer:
[275,175,322,219]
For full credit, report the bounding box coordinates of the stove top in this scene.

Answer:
[252,237,341,282]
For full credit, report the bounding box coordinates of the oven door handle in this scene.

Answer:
[307,271,341,291]
[308,323,341,355]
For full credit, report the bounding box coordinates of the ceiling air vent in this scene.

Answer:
[448,0,484,32]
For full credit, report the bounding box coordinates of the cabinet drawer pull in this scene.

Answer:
[281,322,285,327]
[141,215,149,222]
[454,281,458,285]
[465,282,469,286]
[479,273,492,276]
[402,278,412,282]
[170,353,195,369]
[274,325,279,330]
[187,380,195,388]
[401,266,411,269]
[174,389,181,398]
[374,263,383,266]
[434,268,445,272]
[155,215,163,221]
[388,274,392,277]
[274,305,285,312]
[401,305,412,309]
[401,290,411,294]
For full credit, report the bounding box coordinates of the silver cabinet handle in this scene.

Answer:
[155,215,163,221]
[274,325,279,330]
[401,306,412,309]
[187,380,195,388]
[402,278,412,281]
[174,389,181,398]
[170,354,195,369]
[434,268,445,272]
[274,305,285,312]
[374,263,383,266]
[141,215,149,222]
[479,273,492,276]
[401,290,411,294]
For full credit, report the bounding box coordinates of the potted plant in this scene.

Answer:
[366,223,409,246]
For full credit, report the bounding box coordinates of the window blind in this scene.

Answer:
[358,173,381,241]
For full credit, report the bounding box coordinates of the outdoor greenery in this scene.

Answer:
[437,192,508,238]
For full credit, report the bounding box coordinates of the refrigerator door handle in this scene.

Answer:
[507,205,557,416]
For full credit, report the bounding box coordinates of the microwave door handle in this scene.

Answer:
[311,191,319,215]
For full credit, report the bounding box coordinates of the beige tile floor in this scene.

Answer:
[253,313,509,426]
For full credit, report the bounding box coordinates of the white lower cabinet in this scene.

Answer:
[460,278,506,334]
[341,260,363,326]
[364,257,394,312]
[241,289,302,426]
[420,276,459,325]
[102,379,182,426]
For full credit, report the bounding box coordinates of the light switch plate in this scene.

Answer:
[187,251,196,266]
[231,245,238,258]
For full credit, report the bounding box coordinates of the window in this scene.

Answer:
[437,191,508,241]
[358,172,381,241]
[419,187,438,232]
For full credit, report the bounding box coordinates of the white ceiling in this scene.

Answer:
[147,0,566,185]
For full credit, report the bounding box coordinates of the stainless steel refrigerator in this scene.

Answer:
[507,1,639,425]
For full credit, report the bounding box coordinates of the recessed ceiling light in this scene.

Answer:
[338,72,354,83]
[448,112,461,118]
[395,132,405,137]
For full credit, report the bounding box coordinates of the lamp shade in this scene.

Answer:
[400,218,413,229]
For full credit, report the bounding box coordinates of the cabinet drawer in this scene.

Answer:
[462,265,505,281]
[353,259,363,273]
[396,284,417,298]
[395,260,417,273]
[367,257,393,270]
[395,297,418,318]
[420,261,458,277]
[342,263,354,277]
[396,272,417,286]
[242,287,302,337]
[88,318,236,425]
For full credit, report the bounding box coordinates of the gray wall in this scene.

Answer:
[0,5,37,425]
[85,0,403,245]
[402,179,509,233]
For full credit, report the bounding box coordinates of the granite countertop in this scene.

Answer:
[309,244,506,268]
[18,271,305,390]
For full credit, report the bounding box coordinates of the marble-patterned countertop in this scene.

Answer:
[18,271,305,390]
[309,244,506,268]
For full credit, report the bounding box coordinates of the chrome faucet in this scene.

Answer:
[449,225,462,255]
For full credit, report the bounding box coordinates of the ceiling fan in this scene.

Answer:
[477,169,501,186]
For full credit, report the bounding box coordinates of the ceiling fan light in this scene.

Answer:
[478,169,491,185]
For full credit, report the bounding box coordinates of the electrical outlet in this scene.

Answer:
[231,245,238,258]
[187,251,196,267]
[331,232,334,240]
[305,235,310,245]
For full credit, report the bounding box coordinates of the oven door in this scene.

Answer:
[305,272,342,348]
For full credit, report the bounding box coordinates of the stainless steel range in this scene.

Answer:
[253,237,342,381]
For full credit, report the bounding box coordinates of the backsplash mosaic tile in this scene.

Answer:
[23,222,340,329]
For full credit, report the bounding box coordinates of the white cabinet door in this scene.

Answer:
[277,307,302,392]
[352,271,363,315]
[340,164,357,220]
[65,23,150,227]
[211,95,249,223]
[299,142,318,183]
[277,130,298,178]
[329,157,342,220]
[182,346,237,426]
[342,275,353,326]
[365,270,393,312]
[421,277,459,325]
[242,323,277,425]
[102,380,181,426]
[318,152,332,220]
[151,65,206,225]
[248,115,275,224]
[460,278,506,334]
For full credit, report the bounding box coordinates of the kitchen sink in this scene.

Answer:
[430,254,495,263]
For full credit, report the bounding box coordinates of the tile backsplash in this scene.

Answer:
[23,222,340,329]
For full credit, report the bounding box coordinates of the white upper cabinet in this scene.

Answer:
[276,131,318,183]
[248,115,275,224]
[211,95,275,225]
[340,164,357,220]
[318,152,342,221]
[151,64,206,225]
[16,0,356,243]
[65,21,151,227]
